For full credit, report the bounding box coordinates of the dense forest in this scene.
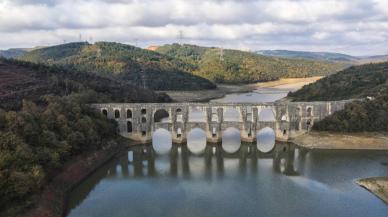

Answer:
[156,44,348,83]
[288,62,388,101]
[288,61,388,132]
[0,58,170,216]
[19,42,216,91]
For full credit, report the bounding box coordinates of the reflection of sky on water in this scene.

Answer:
[187,129,207,154]
[67,144,388,217]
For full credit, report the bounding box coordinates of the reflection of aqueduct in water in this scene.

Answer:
[91,101,349,144]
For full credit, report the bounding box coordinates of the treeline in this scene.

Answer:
[156,44,348,83]
[0,96,118,216]
[19,42,216,91]
[288,62,388,101]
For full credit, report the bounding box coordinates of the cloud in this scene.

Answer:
[0,0,387,55]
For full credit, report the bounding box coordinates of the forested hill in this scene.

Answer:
[288,61,388,101]
[287,61,388,132]
[18,42,216,91]
[155,44,348,83]
[0,58,170,110]
[0,58,172,216]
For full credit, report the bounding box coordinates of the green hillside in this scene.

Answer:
[0,58,170,110]
[19,42,216,91]
[156,44,348,83]
[288,62,388,101]
[288,61,388,132]
[0,57,173,216]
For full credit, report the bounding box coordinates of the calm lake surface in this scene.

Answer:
[66,87,388,217]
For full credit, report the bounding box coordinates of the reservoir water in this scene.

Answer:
[66,86,388,217]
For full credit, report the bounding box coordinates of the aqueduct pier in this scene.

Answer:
[91,101,349,144]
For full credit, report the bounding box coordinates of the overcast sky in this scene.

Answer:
[0,0,387,55]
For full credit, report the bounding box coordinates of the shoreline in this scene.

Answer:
[20,140,129,217]
[293,131,388,150]
[160,77,322,102]
[356,177,388,204]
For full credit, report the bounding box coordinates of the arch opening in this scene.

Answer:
[152,128,172,155]
[102,109,108,117]
[141,117,147,123]
[259,108,276,122]
[141,108,147,115]
[188,107,207,122]
[223,108,241,122]
[307,107,312,117]
[187,128,207,154]
[256,127,275,153]
[127,109,132,118]
[222,127,241,153]
[114,109,120,119]
[154,109,170,123]
[127,121,132,133]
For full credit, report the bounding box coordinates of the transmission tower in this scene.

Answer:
[178,30,184,45]
[219,47,224,61]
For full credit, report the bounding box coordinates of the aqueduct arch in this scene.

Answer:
[94,101,349,144]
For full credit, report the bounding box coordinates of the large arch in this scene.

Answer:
[223,108,241,122]
[258,108,276,122]
[187,128,207,154]
[152,128,172,154]
[256,127,275,153]
[221,127,241,153]
[188,107,207,122]
[154,109,170,123]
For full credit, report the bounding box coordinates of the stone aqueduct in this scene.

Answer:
[91,101,349,144]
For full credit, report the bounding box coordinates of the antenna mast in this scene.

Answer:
[219,47,224,61]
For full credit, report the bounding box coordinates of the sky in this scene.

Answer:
[0,0,387,56]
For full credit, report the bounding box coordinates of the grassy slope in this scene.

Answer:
[19,42,216,91]
[156,44,348,83]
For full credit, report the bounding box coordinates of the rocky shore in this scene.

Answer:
[356,177,388,204]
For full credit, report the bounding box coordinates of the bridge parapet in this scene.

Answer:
[91,100,350,144]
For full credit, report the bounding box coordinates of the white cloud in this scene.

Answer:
[0,0,387,55]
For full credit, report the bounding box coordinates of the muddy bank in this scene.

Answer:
[293,131,388,150]
[21,140,129,217]
[160,77,322,102]
[356,177,388,204]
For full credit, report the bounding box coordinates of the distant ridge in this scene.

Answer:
[257,49,388,64]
